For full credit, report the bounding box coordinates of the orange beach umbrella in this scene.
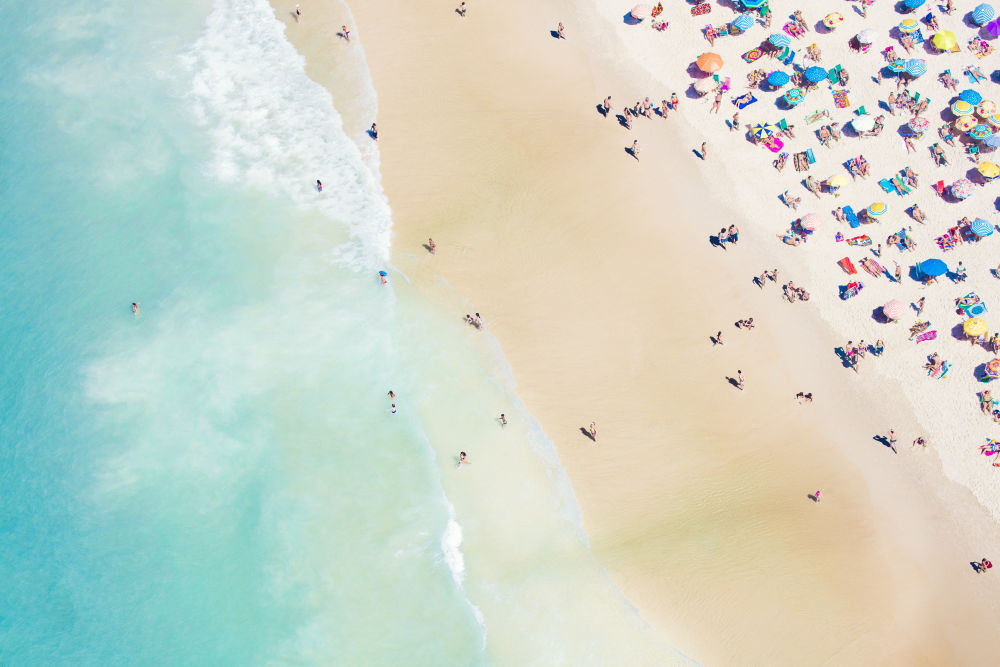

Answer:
[697,52,724,73]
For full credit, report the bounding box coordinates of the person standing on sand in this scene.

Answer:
[670,92,679,110]
[295,4,301,23]
[887,429,898,452]
[815,490,822,502]
[589,422,598,441]
[370,122,378,140]
[457,2,466,17]
[894,263,902,283]
[915,297,925,315]
[710,91,722,114]
[500,413,507,428]
[700,142,708,159]
[728,224,739,244]
[603,96,612,115]
[660,99,669,119]
[714,330,723,346]
[630,139,640,161]
[557,22,565,39]
[428,238,436,254]
[730,112,739,131]
[342,25,351,41]
[737,370,745,390]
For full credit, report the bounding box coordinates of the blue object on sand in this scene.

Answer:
[919,258,948,276]
[960,88,984,105]
[767,70,790,86]
[843,205,861,228]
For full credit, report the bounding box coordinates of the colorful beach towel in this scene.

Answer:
[839,257,858,274]
[936,233,955,251]
[915,330,937,343]
[832,90,850,109]
[690,3,710,16]
[861,257,884,277]
[742,48,763,64]
[846,234,871,246]
[651,2,663,17]
[733,93,758,109]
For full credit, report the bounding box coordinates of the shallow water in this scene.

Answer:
[0,1,688,663]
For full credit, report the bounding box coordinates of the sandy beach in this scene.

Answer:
[273,0,1000,662]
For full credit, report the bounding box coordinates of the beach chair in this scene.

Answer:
[828,64,843,83]
[838,257,858,274]
[783,50,796,66]
[934,180,946,197]
[878,178,895,193]
[805,148,816,164]
[843,205,861,228]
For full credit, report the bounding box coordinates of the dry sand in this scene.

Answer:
[271,0,1000,662]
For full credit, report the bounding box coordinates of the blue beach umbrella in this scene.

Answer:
[784,87,804,105]
[905,59,927,77]
[919,258,948,276]
[733,14,754,31]
[904,0,926,8]
[971,124,995,140]
[960,89,984,105]
[973,4,996,25]
[769,33,791,48]
[971,218,995,236]
[804,66,827,83]
[888,59,907,73]
[767,70,790,86]
[985,134,1000,147]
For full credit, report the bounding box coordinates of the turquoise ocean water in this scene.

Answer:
[0,1,687,663]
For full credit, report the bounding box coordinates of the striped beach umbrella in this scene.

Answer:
[751,122,775,139]
[904,0,925,8]
[804,66,827,83]
[933,30,958,51]
[952,178,976,200]
[953,100,975,116]
[987,358,1000,378]
[733,14,755,31]
[985,113,1000,127]
[868,202,888,217]
[970,124,994,140]
[769,33,791,48]
[800,213,822,230]
[823,12,845,28]
[899,18,919,33]
[740,0,768,7]
[973,4,995,26]
[857,29,878,44]
[977,100,997,116]
[971,218,995,236]
[955,115,978,131]
[985,134,1000,147]
[888,59,907,73]
[630,4,652,19]
[905,59,927,77]
[784,87,804,105]
[883,300,906,320]
[960,89,984,105]
[978,162,1000,179]
[908,116,930,133]
[988,17,1000,37]
[964,318,989,337]
[767,70,790,86]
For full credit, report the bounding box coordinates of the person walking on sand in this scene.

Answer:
[814,490,822,503]
[630,140,640,161]
[714,330,723,346]
[342,25,351,41]
[457,2,466,17]
[603,96,612,115]
[894,263,902,283]
[589,421,598,441]
[700,141,708,159]
[730,112,739,132]
[915,296,925,315]
[295,4,301,23]
[500,413,507,428]
[710,91,722,114]
[737,370,745,390]
[428,237,436,254]
[457,451,472,468]
[557,22,565,39]
[370,122,378,140]
[887,429,897,452]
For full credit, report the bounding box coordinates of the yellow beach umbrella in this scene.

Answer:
[955,115,978,131]
[899,18,919,33]
[823,12,845,28]
[979,162,1000,179]
[933,30,958,51]
[978,100,997,115]
[986,113,1000,127]
[953,100,974,116]
[965,318,989,337]
[868,202,888,217]
[827,174,849,187]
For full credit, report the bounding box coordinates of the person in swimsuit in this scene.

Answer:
[428,238,436,254]
[557,22,565,39]
[589,422,598,441]
[295,4,301,23]
[370,123,378,139]
[316,179,322,191]
[457,451,471,468]
[500,413,507,427]
[132,302,139,315]
[342,25,351,41]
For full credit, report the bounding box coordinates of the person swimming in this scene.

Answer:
[316,179,323,192]
[131,302,139,315]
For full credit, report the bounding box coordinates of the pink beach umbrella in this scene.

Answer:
[800,213,822,230]
[630,4,652,19]
[883,299,906,320]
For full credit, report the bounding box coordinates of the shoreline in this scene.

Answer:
[272,0,1000,662]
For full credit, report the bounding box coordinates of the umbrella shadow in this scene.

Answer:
[623,12,642,26]
[872,306,891,323]
[951,322,970,341]
[687,61,710,79]
[974,362,995,382]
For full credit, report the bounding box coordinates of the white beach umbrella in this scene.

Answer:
[857,29,878,44]
[852,116,876,133]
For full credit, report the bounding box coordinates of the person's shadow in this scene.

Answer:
[550,29,560,39]
[725,376,741,389]
[807,493,820,502]
[693,148,706,160]
[873,434,897,453]
[616,114,630,129]
[710,234,727,249]
[971,561,986,573]
[597,103,609,117]
[625,147,639,161]
[710,333,723,345]
[753,275,764,288]
[579,427,596,442]
[422,243,434,254]
[336,29,350,40]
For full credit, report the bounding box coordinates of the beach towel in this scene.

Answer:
[806,148,816,164]
[935,180,945,197]
[846,234,871,246]
[805,109,829,124]
[936,233,955,251]
[839,282,864,300]
[915,330,937,343]
[839,257,858,274]
[742,48,764,64]
[832,90,850,109]
[651,2,663,17]
[843,206,861,228]
[893,174,912,194]
[690,3,710,15]
[861,258,884,277]
[878,178,895,193]
[734,93,758,109]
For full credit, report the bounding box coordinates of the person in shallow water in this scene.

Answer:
[316,179,322,191]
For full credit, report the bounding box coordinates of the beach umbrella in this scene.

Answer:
[827,174,848,187]
[740,0,768,8]
[804,66,827,83]
[972,218,995,235]
[800,213,821,230]
[955,115,978,131]
[985,113,1000,127]
[882,300,906,320]
[979,162,1000,179]
[784,87,804,105]
[952,100,975,116]
[905,59,927,77]
[985,134,1000,147]
[733,14,755,31]
[987,358,1000,378]
[696,52,724,73]
[630,4,652,19]
[868,202,888,217]
[852,116,876,132]
[933,30,958,51]
[978,100,997,115]
[769,33,791,48]
[823,12,844,28]
[767,70,790,86]
[960,89,984,105]
[973,4,996,26]
[965,318,989,337]
[987,18,1000,37]
[694,77,718,94]
[751,122,775,139]
[888,59,907,73]
[970,124,995,140]
[857,29,878,44]
[952,178,976,199]
[904,0,925,8]
[919,258,948,276]
[899,18,919,33]
[908,116,930,133]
